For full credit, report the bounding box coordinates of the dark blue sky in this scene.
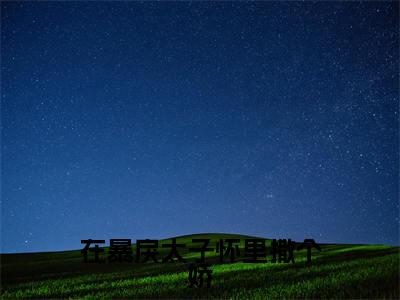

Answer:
[1,2,398,253]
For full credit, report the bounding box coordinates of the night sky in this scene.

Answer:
[1,1,399,253]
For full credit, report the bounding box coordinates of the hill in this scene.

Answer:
[1,233,399,299]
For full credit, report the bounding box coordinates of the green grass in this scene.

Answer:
[1,233,399,299]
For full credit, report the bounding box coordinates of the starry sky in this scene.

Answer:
[1,1,399,253]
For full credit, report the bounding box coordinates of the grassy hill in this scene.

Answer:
[1,233,399,299]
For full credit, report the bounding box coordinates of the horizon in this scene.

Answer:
[1,231,398,255]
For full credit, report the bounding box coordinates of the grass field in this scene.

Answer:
[1,233,399,299]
